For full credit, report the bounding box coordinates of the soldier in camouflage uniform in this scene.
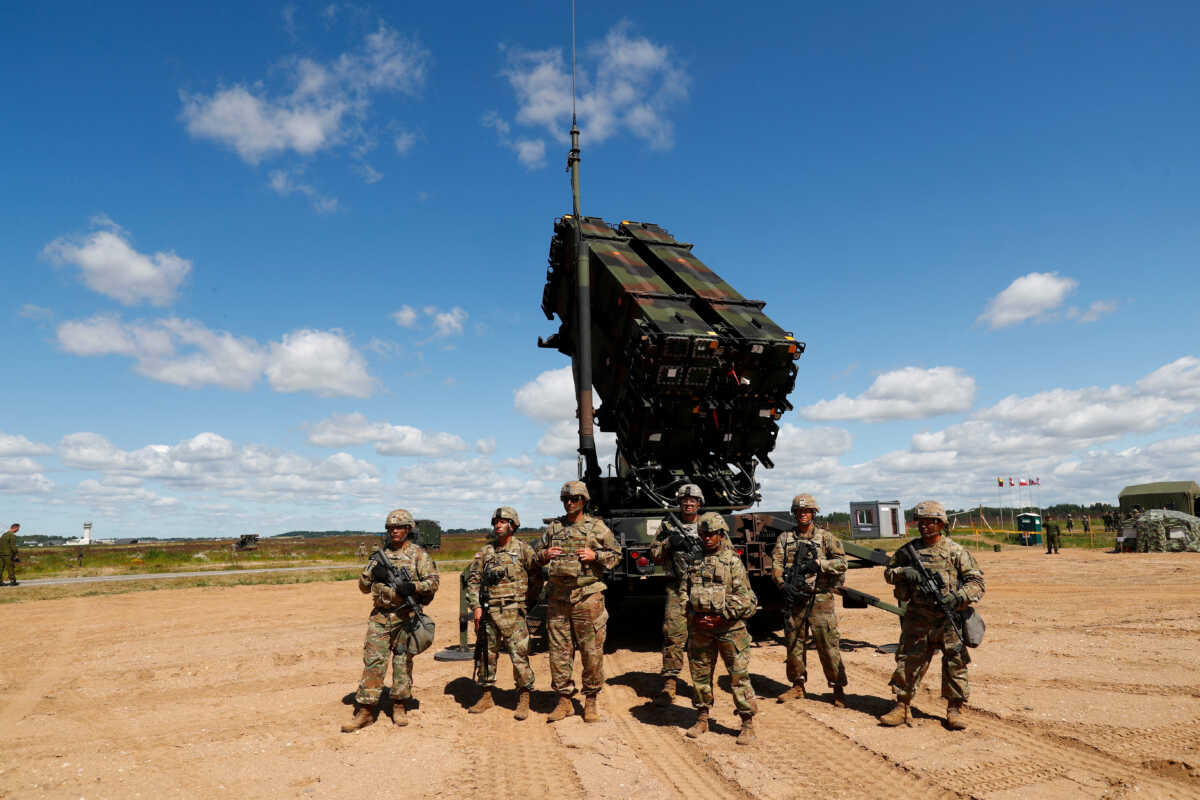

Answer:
[685,512,759,745]
[879,501,985,731]
[342,508,440,732]
[770,493,848,706]
[648,483,705,706]
[536,480,620,723]
[0,524,19,586]
[465,506,543,720]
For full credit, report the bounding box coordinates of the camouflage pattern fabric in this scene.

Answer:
[649,518,700,581]
[684,543,758,715]
[537,514,619,696]
[466,538,542,689]
[1134,510,1200,552]
[352,539,439,705]
[0,557,13,583]
[659,581,689,677]
[771,526,847,687]
[0,530,17,557]
[547,592,609,696]
[884,536,985,702]
[1044,524,1061,553]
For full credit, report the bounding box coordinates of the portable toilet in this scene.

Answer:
[1016,512,1043,546]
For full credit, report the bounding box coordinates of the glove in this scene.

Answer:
[394,578,416,597]
[896,566,922,584]
[693,612,723,631]
[780,583,801,604]
[938,591,958,609]
[799,559,819,576]
[668,531,688,550]
[376,584,399,606]
[369,559,391,584]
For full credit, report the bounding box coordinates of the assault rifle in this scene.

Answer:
[369,547,423,616]
[472,564,504,682]
[657,510,704,576]
[781,538,819,606]
[897,541,967,648]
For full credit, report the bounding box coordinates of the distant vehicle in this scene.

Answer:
[234,534,260,551]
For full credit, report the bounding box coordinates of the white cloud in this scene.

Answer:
[0,433,52,457]
[181,22,428,165]
[265,329,376,397]
[170,433,235,462]
[42,220,191,306]
[978,271,1078,329]
[800,366,976,422]
[535,419,617,461]
[268,169,339,213]
[427,306,467,337]
[305,412,468,456]
[514,366,576,422]
[391,305,418,327]
[489,21,689,166]
[57,315,376,397]
[774,424,853,457]
[979,386,1190,440]
[0,457,44,475]
[394,131,417,154]
[0,473,54,494]
[18,304,53,321]
[1067,299,1118,323]
[1136,356,1200,402]
[476,438,497,454]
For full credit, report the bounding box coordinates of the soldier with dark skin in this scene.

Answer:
[648,483,704,706]
[770,494,848,706]
[879,501,985,731]
[0,524,19,586]
[342,508,439,732]
[536,481,620,723]
[465,506,543,720]
[684,512,759,745]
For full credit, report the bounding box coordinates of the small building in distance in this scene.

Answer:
[849,501,904,539]
[1118,481,1200,516]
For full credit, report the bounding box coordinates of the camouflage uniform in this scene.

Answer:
[685,540,759,716]
[0,528,17,585]
[466,537,543,690]
[771,525,848,688]
[649,518,699,678]
[884,536,985,704]
[353,539,439,706]
[536,514,620,697]
[1045,523,1061,553]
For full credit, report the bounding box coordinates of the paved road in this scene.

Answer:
[7,559,473,588]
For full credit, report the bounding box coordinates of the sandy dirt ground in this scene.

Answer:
[0,545,1197,799]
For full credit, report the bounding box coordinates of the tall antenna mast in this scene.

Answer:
[567,0,599,482]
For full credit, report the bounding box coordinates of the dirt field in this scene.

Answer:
[0,546,1197,799]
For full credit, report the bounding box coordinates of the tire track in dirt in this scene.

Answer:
[924,757,1069,795]
[0,598,85,735]
[1030,718,1200,761]
[443,709,587,800]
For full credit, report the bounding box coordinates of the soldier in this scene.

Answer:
[465,506,543,720]
[770,494,848,706]
[1081,515,1091,535]
[1066,513,1074,533]
[648,483,705,706]
[342,508,440,732]
[0,523,18,586]
[536,480,620,723]
[684,512,758,745]
[879,501,985,730]
[1046,519,1061,554]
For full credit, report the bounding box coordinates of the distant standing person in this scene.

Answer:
[648,483,705,706]
[1081,515,1090,535]
[465,506,542,720]
[0,524,18,586]
[1066,514,1074,533]
[879,501,985,731]
[770,493,848,707]
[341,508,440,732]
[537,481,620,723]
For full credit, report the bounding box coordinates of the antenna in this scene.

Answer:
[566,0,599,482]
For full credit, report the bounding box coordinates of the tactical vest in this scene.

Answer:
[480,542,529,601]
[544,517,598,587]
[376,543,425,611]
[686,551,735,614]
[779,528,842,592]
[903,539,966,608]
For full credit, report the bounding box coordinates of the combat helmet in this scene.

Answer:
[790,493,820,513]
[386,508,415,528]
[560,480,590,501]
[491,506,521,531]
[914,500,948,524]
[676,483,705,504]
[698,511,729,536]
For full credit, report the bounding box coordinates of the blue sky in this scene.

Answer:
[3,1,1198,539]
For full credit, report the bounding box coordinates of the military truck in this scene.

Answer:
[537,138,894,613]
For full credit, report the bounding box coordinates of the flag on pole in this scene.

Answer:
[1009,477,1014,486]
[997,476,1004,487]
[1035,477,1041,485]
[1019,479,1028,486]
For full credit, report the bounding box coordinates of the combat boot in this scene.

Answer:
[736,715,756,746]
[654,676,677,707]
[546,695,574,723]
[514,689,531,721]
[392,699,409,727]
[340,704,375,733]
[878,701,912,727]
[777,683,805,703]
[832,685,846,708]
[686,707,710,738]
[583,694,602,723]
[945,701,967,730]
[469,687,494,714]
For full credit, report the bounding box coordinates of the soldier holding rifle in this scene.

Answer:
[648,483,706,706]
